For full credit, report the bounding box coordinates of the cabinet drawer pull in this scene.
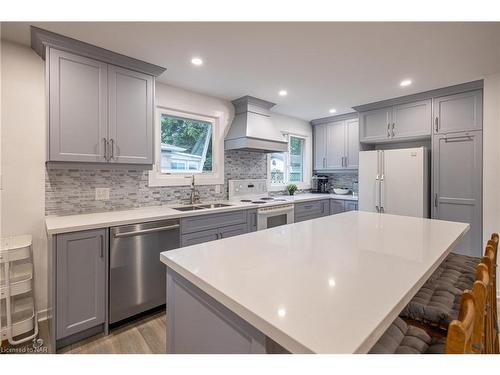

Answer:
[103,138,108,161]
[391,123,395,137]
[387,123,390,137]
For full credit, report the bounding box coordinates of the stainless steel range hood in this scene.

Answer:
[224,96,288,153]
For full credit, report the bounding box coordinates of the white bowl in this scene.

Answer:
[333,188,350,195]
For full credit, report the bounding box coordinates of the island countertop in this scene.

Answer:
[160,211,469,354]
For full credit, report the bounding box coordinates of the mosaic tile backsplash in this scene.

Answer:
[46,150,268,215]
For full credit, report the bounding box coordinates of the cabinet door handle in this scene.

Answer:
[100,235,104,258]
[434,117,439,133]
[109,138,115,160]
[387,123,390,137]
[391,123,395,137]
[103,138,108,161]
[323,157,326,168]
[434,193,438,208]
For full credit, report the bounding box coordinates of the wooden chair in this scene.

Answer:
[487,233,499,354]
[471,263,489,353]
[483,244,499,354]
[445,290,476,354]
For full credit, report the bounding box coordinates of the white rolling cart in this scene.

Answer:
[0,235,39,345]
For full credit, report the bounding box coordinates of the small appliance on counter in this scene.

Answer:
[311,175,329,193]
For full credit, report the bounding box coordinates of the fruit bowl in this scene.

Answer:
[333,188,350,195]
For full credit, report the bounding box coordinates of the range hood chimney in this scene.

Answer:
[224,96,288,153]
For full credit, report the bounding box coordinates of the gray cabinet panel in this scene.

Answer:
[295,199,329,222]
[330,200,345,215]
[181,210,248,234]
[433,131,482,256]
[346,119,359,169]
[181,229,219,247]
[167,269,266,354]
[108,65,153,164]
[247,210,258,232]
[344,201,358,212]
[314,124,327,170]
[326,121,345,169]
[218,223,249,239]
[359,107,392,143]
[56,229,106,339]
[49,49,108,162]
[392,100,431,140]
[433,90,482,134]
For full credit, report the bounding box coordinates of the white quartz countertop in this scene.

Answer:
[160,211,469,353]
[45,193,357,235]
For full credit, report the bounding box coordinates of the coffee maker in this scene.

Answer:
[311,175,329,193]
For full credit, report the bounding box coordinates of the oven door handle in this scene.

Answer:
[258,206,294,216]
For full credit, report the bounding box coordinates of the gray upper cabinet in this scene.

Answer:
[325,121,345,169]
[359,107,392,143]
[392,100,431,140]
[345,119,359,169]
[359,100,431,143]
[433,90,483,134]
[314,124,328,170]
[56,229,107,340]
[433,131,482,257]
[108,65,153,164]
[47,48,155,165]
[314,117,359,171]
[49,49,108,162]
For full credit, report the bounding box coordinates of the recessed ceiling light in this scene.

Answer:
[329,108,337,114]
[400,79,412,87]
[279,90,288,96]
[277,308,286,317]
[191,57,203,66]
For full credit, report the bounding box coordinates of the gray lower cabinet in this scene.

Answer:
[47,47,154,164]
[433,130,482,257]
[330,199,358,215]
[433,90,482,134]
[344,201,358,212]
[330,200,345,215]
[294,199,330,222]
[180,210,252,247]
[56,229,107,340]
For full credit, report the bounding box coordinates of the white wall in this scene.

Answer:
[482,72,500,295]
[1,41,47,315]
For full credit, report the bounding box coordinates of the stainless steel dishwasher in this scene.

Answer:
[109,219,180,324]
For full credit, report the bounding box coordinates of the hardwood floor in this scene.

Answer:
[59,310,166,354]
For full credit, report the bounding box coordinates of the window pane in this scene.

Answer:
[289,136,304,182]
[270,153,285,185]
[160,114,213,173]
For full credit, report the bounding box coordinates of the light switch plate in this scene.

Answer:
[95,188,110,201]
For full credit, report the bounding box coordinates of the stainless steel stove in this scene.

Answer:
[228,179,294,230]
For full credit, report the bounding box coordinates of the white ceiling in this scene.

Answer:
[2,22,500,121]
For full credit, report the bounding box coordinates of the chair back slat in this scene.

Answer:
[471,263,489,353]
[446,290,475,354]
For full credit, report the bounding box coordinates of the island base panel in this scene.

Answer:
[166,268,268,354]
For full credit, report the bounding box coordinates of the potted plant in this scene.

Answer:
[287,183,298,196]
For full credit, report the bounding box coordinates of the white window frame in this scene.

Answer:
[268,133,310,191]
[148,107,224,186]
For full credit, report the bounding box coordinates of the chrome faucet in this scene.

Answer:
[186,174,201,205]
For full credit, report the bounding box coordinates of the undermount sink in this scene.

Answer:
[172,203,232,211]
[198,203,232,209]
[172,205,207,212]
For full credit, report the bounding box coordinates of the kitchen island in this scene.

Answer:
[160,211,469,354]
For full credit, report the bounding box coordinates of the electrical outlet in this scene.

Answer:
[95,188,110,201]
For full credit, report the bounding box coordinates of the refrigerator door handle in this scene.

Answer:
[380,174,385,213]
[375,174,380,212]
